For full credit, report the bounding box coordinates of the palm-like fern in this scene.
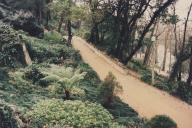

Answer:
[40,64,86,99]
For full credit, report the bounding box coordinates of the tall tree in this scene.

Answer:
[87,0,176,64]
[169,2,192,82]
[187,36,192,85]
[51,0,87,43]
[86,0,113,44]
[162,26,171,71]
[143,24,157,66]
[122,0,177,64]
[172,4,179,56]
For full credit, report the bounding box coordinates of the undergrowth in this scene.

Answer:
[0,29,146,127]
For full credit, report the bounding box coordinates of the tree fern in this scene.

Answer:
[40,64,86,99]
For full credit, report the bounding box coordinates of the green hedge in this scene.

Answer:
[25,99,119,128]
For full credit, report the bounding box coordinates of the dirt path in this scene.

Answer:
[72,37,192,128]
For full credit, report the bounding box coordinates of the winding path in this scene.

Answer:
[72,37,192,128]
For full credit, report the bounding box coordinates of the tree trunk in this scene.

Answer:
[169,58,181,81]
[115,40,123,59]
[162,28,170,71]
[67,20,72,44]
[104,96,113,107]
[177,67,182,81]
[45,9,51,28]
[123,0,176,65]
[187,57,192,85]
[174,25,178,56]
[58,11,64,33]
[173,3,178,56]
[143,43,153,65]
[187,38,192,85]
[143,23,157,65]
[89,24,99,44]
[169,33,172,72]
[39,8,42,25]
[151,42,156,85]
[114,5,122,59]
[155,42,159,64]
[174,2,192,82]
[64,89,70,100]
[169,53,192,81]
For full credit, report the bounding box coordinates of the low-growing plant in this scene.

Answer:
[4,67,51,108]
[140,70,152,84]
[44,31,63,43]
[0,104,18,128]
[25,67,44,84]
[154,82,172,92]
[25,36,81,64]
[127,60,147,73]
[78,63,100,83]
[106,97,144,126]
[174,82,192,104]
[145,115,177,128]
[25,99,118,128]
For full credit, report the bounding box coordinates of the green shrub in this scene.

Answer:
[0,104,18,128]
[0,67,9,81]
[108,98,138,117]
[0,22,23,67]
[153,80,178,93]
[98,72,122,107]
[25,36,81,64]
[25,99,118,128]
[106,97,145,127]
[4,67,51,108]
[145,115,177,128]
[154,82,171,92]
[140,70,152,84]
[23,64,51,86]
[116,117,146,128]
[174,82,192,104]
[78,63,100,83]
[44,31,63,43]
[139,67,176,93]
[83,31,91,41]
[24,67,44,84]
[127,60,147,73]
[75,27,91,41]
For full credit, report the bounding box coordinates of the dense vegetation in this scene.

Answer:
[0,18,144,127]
[145,115,177,128]
[25,100,118,128]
